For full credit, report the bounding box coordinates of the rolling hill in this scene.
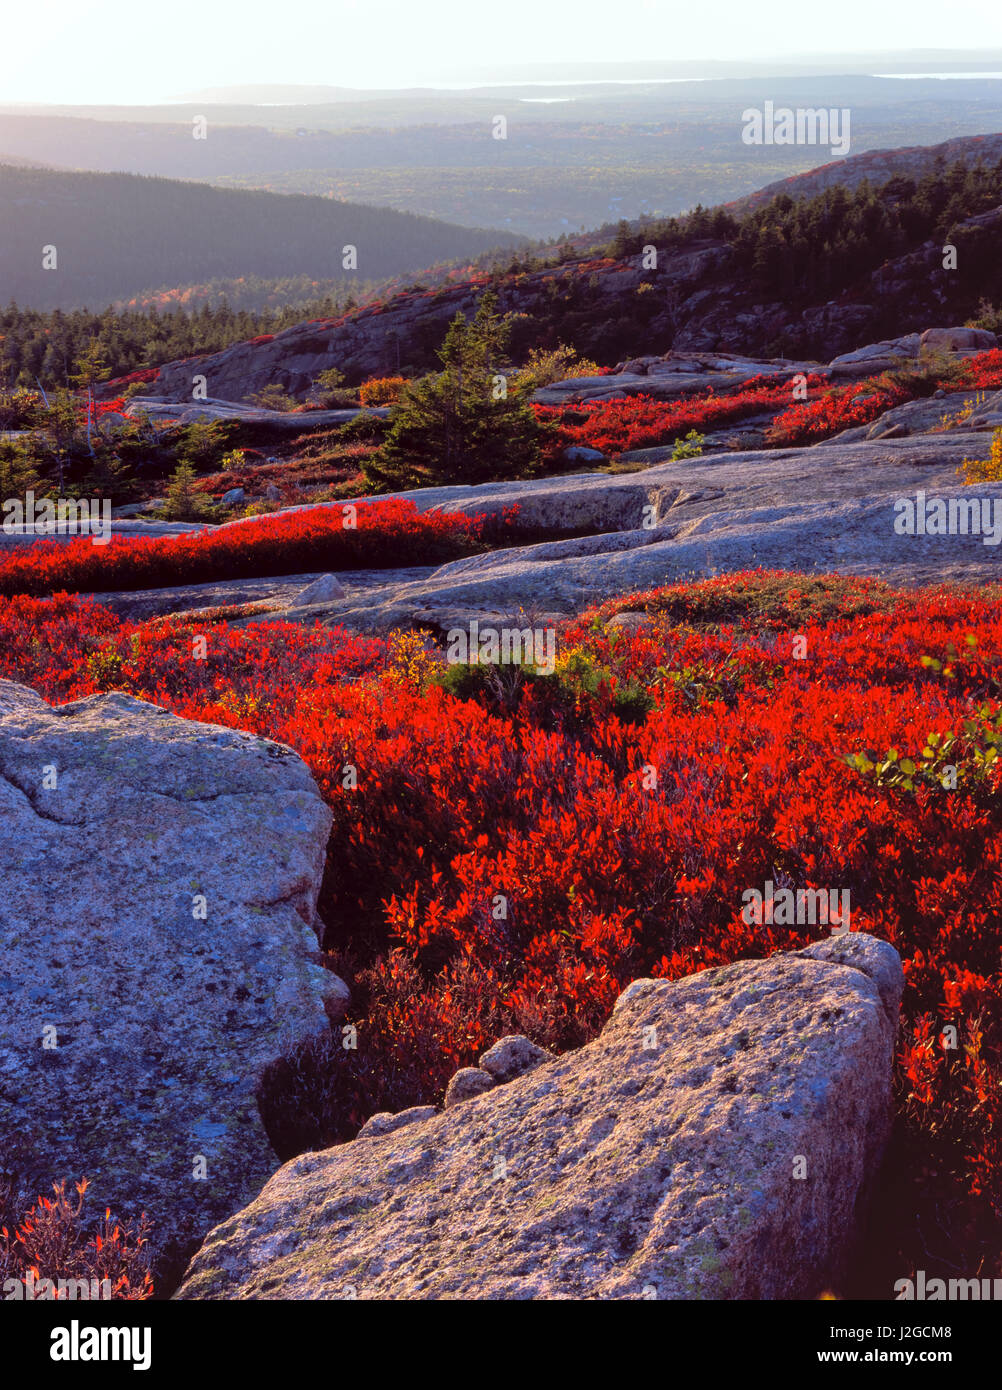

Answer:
[0,165,518,311]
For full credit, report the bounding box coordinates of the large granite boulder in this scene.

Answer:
[0,680,343,1265]
[176,933,903,1301]
[920,326,997,354]
[531,356,825,405]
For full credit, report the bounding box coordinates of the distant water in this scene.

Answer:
[446,77,709,88]
[243,79,710,105]
[177,72,1002,108]
[874,71,1002,79]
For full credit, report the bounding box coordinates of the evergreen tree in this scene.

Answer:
[161,461,216,521]
[82,447,140,504]
[69,339,111,392]
[36,389,82,494]
[364,291,541,489]
[752,223,787,295]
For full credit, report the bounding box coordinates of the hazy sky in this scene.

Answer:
[4,0,1002,104]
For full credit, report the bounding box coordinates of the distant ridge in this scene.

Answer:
[0,152,54,168]
[725,131,1002,214]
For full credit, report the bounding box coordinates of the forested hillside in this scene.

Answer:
[0,165,517,311]
[605,154,1002,301]
[0,297,363,390]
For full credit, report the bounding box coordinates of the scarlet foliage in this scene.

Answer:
[90,397,127,419]
[767,350,1002,447]
[766,382,908,445]
[0,499,507,598]
[954,348,1002,390]
[100,368,159,394]
[0,1178,153,1301]
[535,350,1002,455]
[2,569,1000,1283]
[533,374,830,455]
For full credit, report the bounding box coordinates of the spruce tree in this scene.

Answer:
[364,291,541,489]
[161,461,215,521]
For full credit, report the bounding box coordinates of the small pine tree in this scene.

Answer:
[177,419,228,470]
[69,340,111,393]
[36,389,83,494]
[610,219,634,259]
[364,291,541,489]
[0,437,45,499]
[249,383,297,412]
[160,461,215,521]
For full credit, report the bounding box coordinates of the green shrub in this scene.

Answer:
[670,429,705,460]
[0,437,46,498]
[176,419,230,471]
[338,412,388,444]
[966,298,1002,336]
[515,344,601,391]
[249,384,297,412]
[431,647,654,727]
[159,461,217,521]
[877,348,963,398]
[0,387,41,430]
